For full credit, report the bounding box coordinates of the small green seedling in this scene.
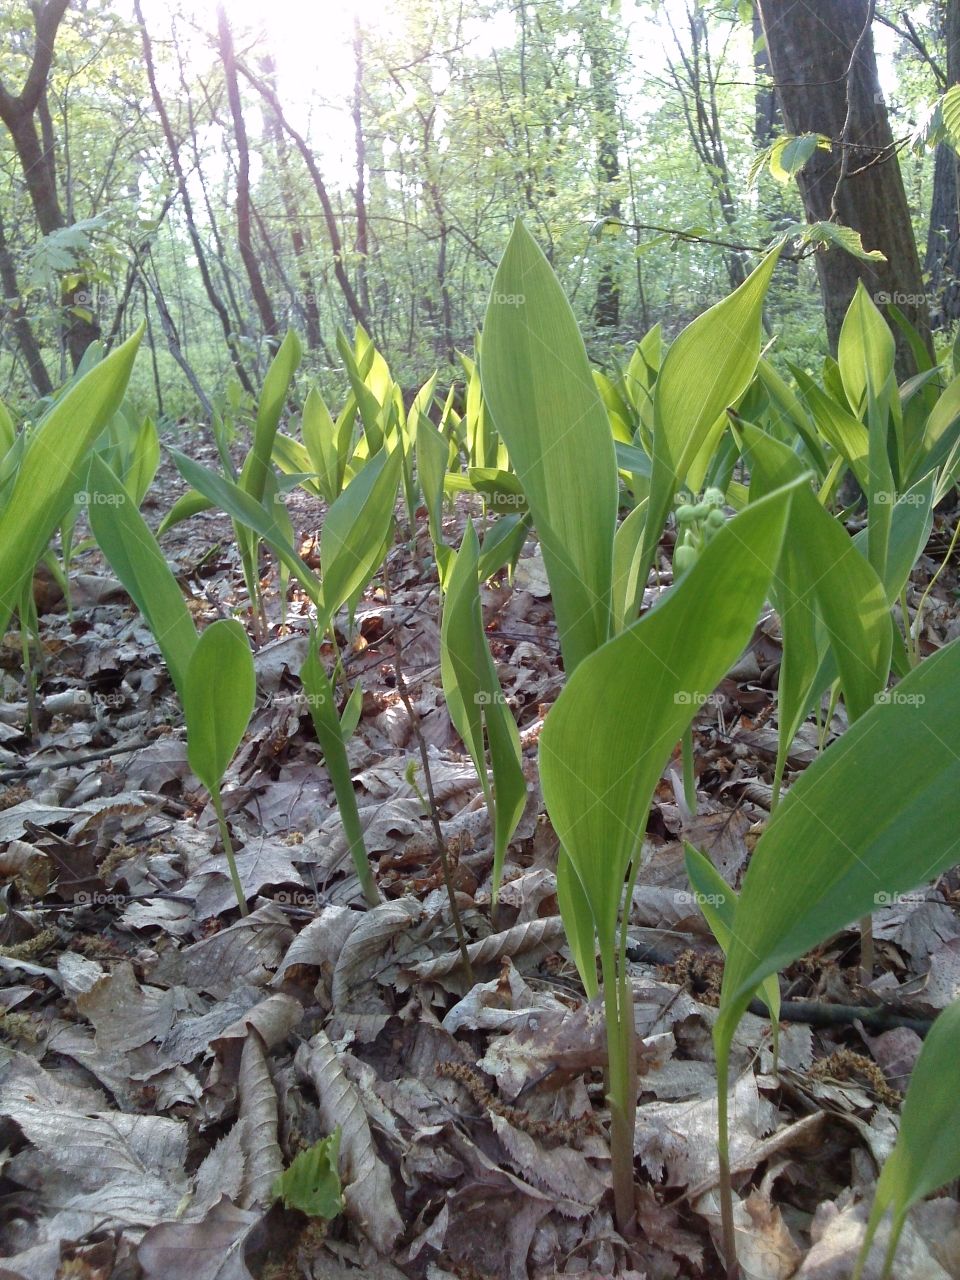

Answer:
[854,999,960,1279]
[271,1129,343,1220]
[185,619,257,916]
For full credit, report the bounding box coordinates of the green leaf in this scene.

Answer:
[417,416,451,551]
[637,251,780,613]
[776,221,886,263]
[741,424,890,763]
[185,619,256,797]
[856,1000,960,1279]
[540,481,799,944]
[481,220,618,672]
[318,446,402,630]
[301,386,341,501]
[716,635,960,1057]
[168,449,322,609]
[300,641,379,906]
[0,326,142,632]
[683,843,780,1047]
[440,522,526,895]
[271,1130,343,1220]
[941,83,960,151]
[556,849,599,999]
[156,488,215,536]
[87,455,198,700]
[838,281,895,419]
[769,133,828,183]
[244,330,302,503]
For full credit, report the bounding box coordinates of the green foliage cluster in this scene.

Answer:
[7,217,960,1276]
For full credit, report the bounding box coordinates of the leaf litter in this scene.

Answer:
[0,474,958,1279]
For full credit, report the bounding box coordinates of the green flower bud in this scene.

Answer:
[673,543,697,576]
[675,504,697,524]
[706,507,726,529]
[703,487,725,507]
[691,503,709,521]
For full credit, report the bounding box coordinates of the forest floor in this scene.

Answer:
[1,438,960,1280]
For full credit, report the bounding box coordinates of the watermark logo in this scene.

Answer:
[874,290,934,308]
[873,890,926,908]
[677,889,727,907]
[74,490,126,507]
[74,890,127,906]
[274,889,321,908]
[874,689,925,707]
[873,490,927,507]
[484,291,525,308]
[474,690,508,706]
[674,690,725,707]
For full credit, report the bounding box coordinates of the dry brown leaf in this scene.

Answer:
[405,914,565,981]
[138,1196,264,1280]
[331,897,423,1010]
[295,1028,403,1254]
[237,1029,283,1208]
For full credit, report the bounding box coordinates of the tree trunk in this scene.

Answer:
[925,0,960,330]
[586,3,622,328]
[218,7,279,350]
[753,3,778,146]
[259,55,322,350]
[0,210,53,396]
[0,1,102,371]
[134,0,255,394]
[757,0,933,373]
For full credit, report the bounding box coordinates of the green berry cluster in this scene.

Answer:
[672,488,727,577]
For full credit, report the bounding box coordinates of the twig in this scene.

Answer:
[0,734,160,784]
[625,940,934,1034]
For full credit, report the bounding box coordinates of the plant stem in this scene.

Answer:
[385,564,474,984]
[716,1053,739,1278]
[681,724,697,816]
[600,938,636,1233]
[212,787,248,916]
[859,913,874,985]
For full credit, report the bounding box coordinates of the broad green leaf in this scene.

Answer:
[157,488,215,536]
[716,635,960,1056]
[481,220,618,672]
[638,251,780,608]
[271,1130,343,1220]
[87,455,198,699]
[185,619,256,797]
[318,445,401,630]
[123,415,160,507]
[856,1000,960,1280]
[168,449,321,608]
[440,522,526,895]
[838,281,895,419]
[912,370,960,481]
[300,642,379,906]
[244,329,302,503]
[0,399,15,456]
[540,482,799,944]
[683,843,780,1050]
[476,513,529,583]
[301,386,342,501]
[0,326,142,631]
[557,848,599,999]
[417,416,451,549]
[791,364,870,491]
[272,432,323,498]
[611,498,649,633]
[741,424,890,769]
[769,132,828,183]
